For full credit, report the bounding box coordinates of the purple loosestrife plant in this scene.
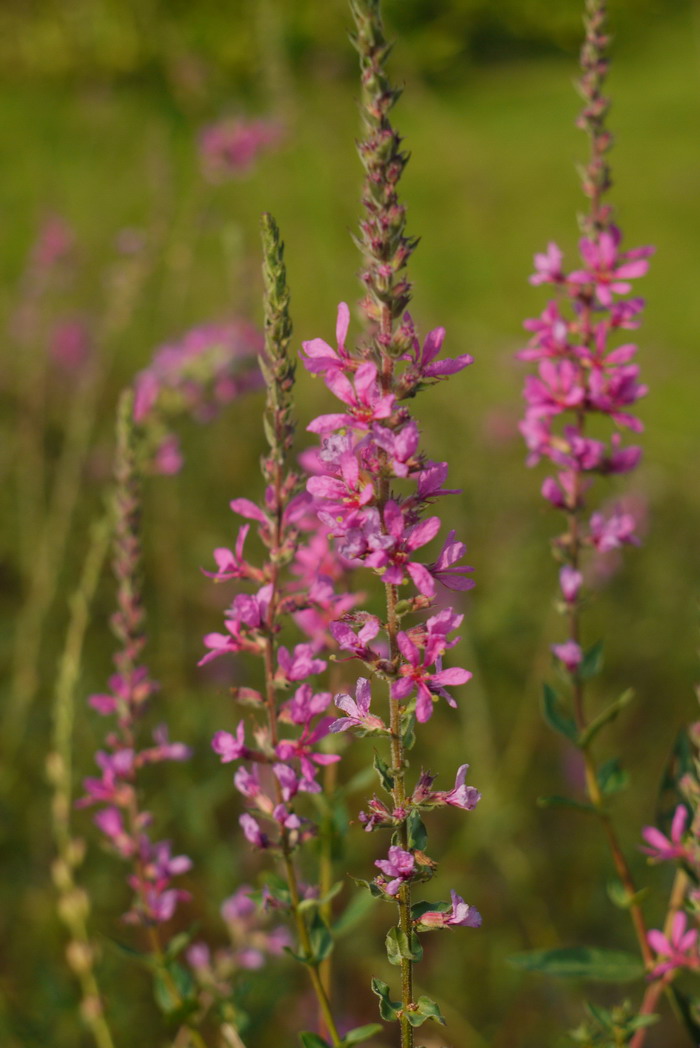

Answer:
[78,392,203,1042]
[204,215,361,1048]
[300,2,481,1044]
[514,3,678,1044]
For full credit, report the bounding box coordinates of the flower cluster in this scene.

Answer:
[519,0,653,672]
[642,721,700,980]
[198,117,282,182]
[79,393,192,925]
[205,216,350,1045]
[133,320,263,474]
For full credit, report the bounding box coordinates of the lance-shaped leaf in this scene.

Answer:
[542,683,578,742]
[373,750,395,793]
[596,757,629,798]
[342,1023,383,1045]
[579,689,634,749]
[580,640,604,681]
[300,1033,331,1048]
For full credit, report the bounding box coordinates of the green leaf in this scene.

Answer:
[342,1023,383,1045]
[400,712,416,751]
[579,689,635,748]
[580,640,604,681]
[373,751,395,793]
[606,878,648,910]
[542,683,578,742]
[508,946,644,982]
[596,758,630,798]
[299,1033,332,1048]
[385,927,423,966]
[537,795,596,814]
[350,876,386,900]
[152,962,195,1019]
[308,912,334,964]
[164,930,194,961]
[106,936,148,962]
[405,995,446,1027]
[411,899,449,921]
[371,978,401,1022]
[283,945,311,965]
[406,809,428,851]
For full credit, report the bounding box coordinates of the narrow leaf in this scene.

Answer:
[343,1023,383,1046]
[580,640,604,680]
[596,758,630,798]
[373,750,394,793]
[309,912,334,964]
[542,683,578,742]
[579,689,635,748]
[300,1033,332,1048]
[406,809,428,851]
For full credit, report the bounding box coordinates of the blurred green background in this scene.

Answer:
[3,0,700,1045]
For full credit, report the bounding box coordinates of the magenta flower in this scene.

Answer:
[375,846,415,896]
[647,911,699,978]
[641,805,691,863]
[198,117,282,181]
[551,640,583,675]
[307,362,395,434]
[415,890,482,931]
[300,302,354,376]
[330,677,387,734]
[530,242,565,286]
[391,621,471,722]
[240,813,269,850]
[212,722,250,763]
[559,565,583,603]
[568,226,653,307]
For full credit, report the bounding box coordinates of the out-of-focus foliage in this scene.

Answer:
[0,0,691,85]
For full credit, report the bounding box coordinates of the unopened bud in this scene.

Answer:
[66,940,93,974]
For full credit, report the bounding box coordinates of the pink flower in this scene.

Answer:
[559,565,583,603]
[391,627,471,723]
[551,640,583,674]
[307,362,395,434]
[212,722,250,763]
[647,912,699,978]
[375,846,415,896]
[641,805,690,863]
[330,677,387,734]
[300,302,354,375]
[415,890,482,930]
[530,242,565,286]
[199,117,282,181]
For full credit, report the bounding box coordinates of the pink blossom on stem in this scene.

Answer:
[647,912,699,978]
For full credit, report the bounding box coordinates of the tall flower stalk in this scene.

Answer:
[79,392,202,1045]
[519,0,656,1001]
[205,215,351,1047]
[301,3,481,1045]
